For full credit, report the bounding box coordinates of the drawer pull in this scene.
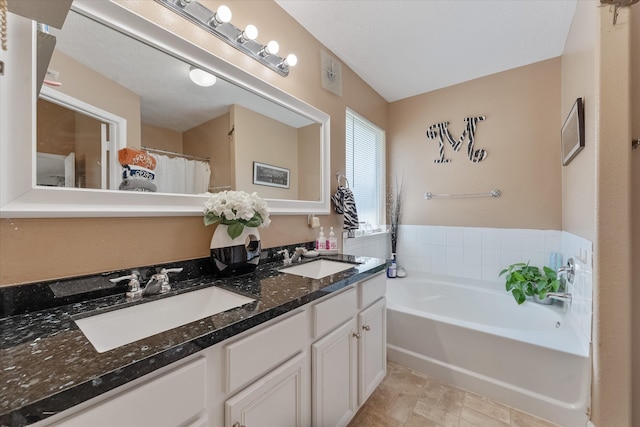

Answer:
[353,332,361,339]
[232,422,245,427]
[362,324,371,331]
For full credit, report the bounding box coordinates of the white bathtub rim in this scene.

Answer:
[386,272,588,357]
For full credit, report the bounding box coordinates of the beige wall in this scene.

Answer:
[560,1,634,425]
[141,123,183,153]
[48,50,141,148]
[232,104,299,199]
[633,4,640,425]
[297,123,321,201]
[183,113,231,191]
[388,58,562,230]
[0,0,388,285]
[560,0,597,242]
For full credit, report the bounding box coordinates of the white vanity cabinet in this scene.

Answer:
[49,357,208,427]
[311,272,387,427]
[34,271,386,427]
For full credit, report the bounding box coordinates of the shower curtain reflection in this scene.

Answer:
[152,154,211,194]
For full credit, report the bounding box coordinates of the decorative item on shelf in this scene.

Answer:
[499,262,560,305]
[204,190,270,276]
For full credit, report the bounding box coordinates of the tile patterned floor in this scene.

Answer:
[348,361,561,427]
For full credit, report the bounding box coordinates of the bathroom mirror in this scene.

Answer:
[0,0,330,217]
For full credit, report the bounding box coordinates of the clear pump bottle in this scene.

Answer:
[329,227,337,250]
[316,227,326,250]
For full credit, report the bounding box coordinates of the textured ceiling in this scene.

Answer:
[275,0,577,102]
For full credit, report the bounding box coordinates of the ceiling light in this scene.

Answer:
[189,66,216,87]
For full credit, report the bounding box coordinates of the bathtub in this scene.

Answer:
[386,272,590,427]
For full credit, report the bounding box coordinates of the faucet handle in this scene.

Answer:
[110,270,142,298]
[557,258,575,285]
[277,249,291,265]
[157,267,184,292]
[160,267,184,275]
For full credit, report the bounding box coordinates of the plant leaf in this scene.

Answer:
[226,222,244,239]
[204,213,221,226]
[512,289,526,305]
[244,213,262,228]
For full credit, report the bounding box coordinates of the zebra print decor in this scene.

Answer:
[426,116,488,163]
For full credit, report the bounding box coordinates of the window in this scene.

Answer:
[345,108,385,228]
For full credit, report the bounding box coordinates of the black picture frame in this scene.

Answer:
[253,162,290,188]
[561,97,585,166]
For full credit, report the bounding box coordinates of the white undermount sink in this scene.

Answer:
[280,259,355,279]
[75,287,255,353]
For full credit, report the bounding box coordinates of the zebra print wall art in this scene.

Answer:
[426,116,488,163]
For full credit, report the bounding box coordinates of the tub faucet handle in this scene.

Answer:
[557,258,575,285]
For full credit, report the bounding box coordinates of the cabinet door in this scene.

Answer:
[225,351,310,427]
[311,318,358,427]
[358,297,387,405]
[51,357,206,427]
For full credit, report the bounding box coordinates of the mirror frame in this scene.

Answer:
[0,0,331,218]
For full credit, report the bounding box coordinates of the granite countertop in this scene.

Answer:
[0,254,386,427]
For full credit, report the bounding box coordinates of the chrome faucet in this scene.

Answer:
[546,292,572,304]
[110,268,183,299]
[143,267,184,296]
[278,249,291,266]
[290,247,307,263]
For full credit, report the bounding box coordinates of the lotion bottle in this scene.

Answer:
[329,227,337,250]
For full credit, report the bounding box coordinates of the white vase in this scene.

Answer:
[210,224,261,277]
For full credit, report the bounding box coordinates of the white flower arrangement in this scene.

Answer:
[204,190,271,239]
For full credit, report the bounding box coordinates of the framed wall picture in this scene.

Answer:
[561,97,585,166]
[253,162,290,188]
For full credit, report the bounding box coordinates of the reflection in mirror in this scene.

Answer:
[39,9,321,200]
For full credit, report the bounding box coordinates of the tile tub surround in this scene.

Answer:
[0,254,386,426]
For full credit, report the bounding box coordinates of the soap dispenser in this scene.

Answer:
[316,227,326,250]
[329,227,337,250]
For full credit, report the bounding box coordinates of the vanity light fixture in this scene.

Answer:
[156,0,298,76]
[189,66,216,87]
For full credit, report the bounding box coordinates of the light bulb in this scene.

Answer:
[216,5,232,23]
[243,24,258,41]
[189,66,216,87]
[266,40,279,55]
[285,53,298,67]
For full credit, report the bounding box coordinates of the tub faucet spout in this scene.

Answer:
[546,292,572,303]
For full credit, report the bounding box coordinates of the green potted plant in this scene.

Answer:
[499,262,560,305]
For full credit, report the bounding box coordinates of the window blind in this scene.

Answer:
[345,109,385,228]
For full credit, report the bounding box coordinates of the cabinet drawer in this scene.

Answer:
[226,310,309,393]
[359,272,386,309]
[51,357,206,427]
[313,287,357,339]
